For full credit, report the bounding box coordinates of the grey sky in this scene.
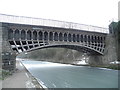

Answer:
[0,0,119,28]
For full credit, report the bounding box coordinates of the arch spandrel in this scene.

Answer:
[6,23,106,55]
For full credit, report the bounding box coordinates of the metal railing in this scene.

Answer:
[0,13,109,33]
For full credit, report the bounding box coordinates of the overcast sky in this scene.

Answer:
[0,0,119,28]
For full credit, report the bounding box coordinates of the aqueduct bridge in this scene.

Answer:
[0,14,108,71]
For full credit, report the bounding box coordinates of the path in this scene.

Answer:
[2,59,42,88]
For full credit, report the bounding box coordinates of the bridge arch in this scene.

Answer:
[1,16,108,72]
[7,29,106,56]
[26,44,103,55]
[6,23,107,57]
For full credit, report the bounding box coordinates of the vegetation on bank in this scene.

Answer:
[70,62,120,70]
[0,69,12,80]
[90,64,120,70]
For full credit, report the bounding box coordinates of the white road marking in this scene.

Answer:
[25,73,29,78]
[19,62,23,67]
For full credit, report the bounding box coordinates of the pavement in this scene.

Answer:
[2,59,42,89]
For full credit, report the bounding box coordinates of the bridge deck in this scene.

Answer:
[0,13,108,33]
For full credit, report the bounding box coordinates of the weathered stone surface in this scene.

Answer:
[0,22,2,90]
[0,23,2,67]
[88,34,118,65]
[1,23,17,71]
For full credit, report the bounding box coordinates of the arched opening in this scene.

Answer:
[27,30,32,40]
[91,36,94,43]
[81,35,83,42]
[88,35,90,43]
[64,33,67,41]
[59,32,63,41]
[14,29,20,40]
[33,31,37,40]
[68,33,72,42]
[23,44,103,56]
[39,31,43,40]
[97,36,100,43]
[21,30,26,40]
[54,32,58,41]
[84,35,87,42]
[77,34,80,42]
[44,31,48,41]
[94,36,97,43]
[100,37,103,43]
[8,29,13,39]
[97,36,100,47]
[49,32,53,41]
[73,34,76,42]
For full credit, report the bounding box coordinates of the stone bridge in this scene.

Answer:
[0,14,108,71]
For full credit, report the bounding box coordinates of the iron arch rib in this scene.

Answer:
[6,23,106,55]
[26,44,104,55]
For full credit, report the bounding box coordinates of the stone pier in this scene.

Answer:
[1,23,17,71]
